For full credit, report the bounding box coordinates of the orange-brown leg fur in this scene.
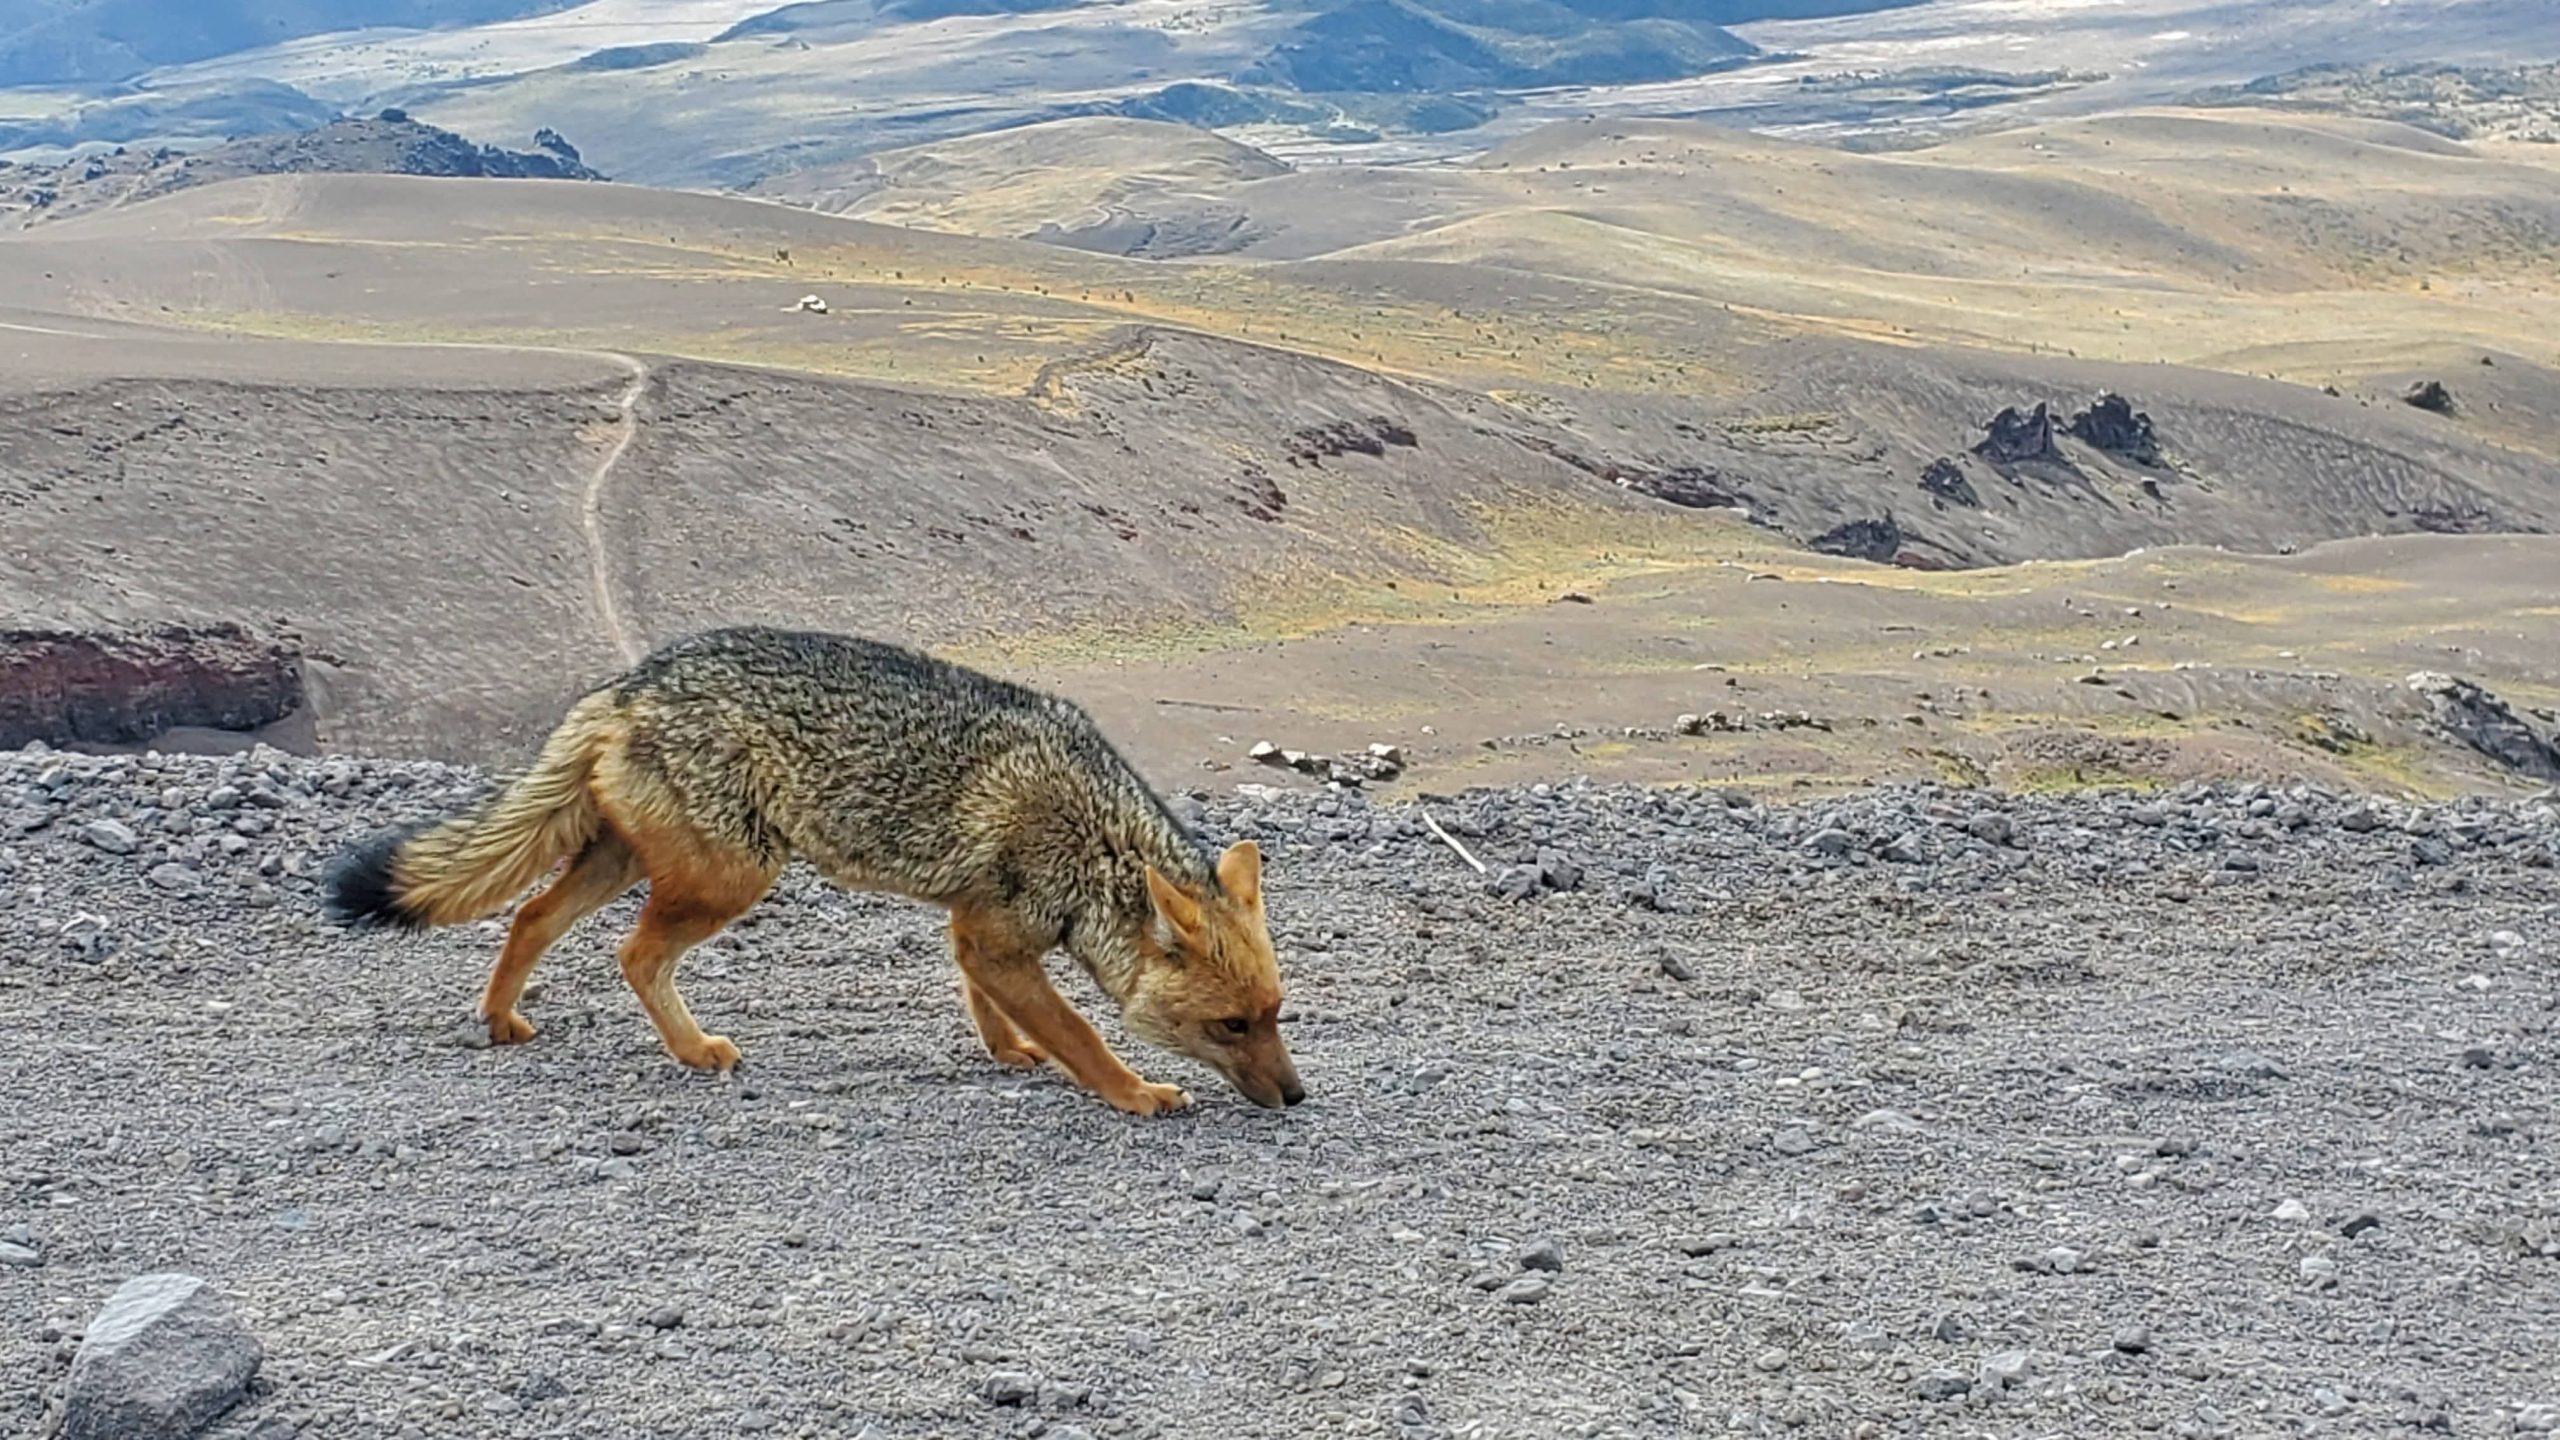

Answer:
[949,906,1187,1115]
[478,831,644,1044]
[607,821,776,1072]
[959,967,1048,1069]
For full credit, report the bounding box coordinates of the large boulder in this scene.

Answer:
[60,1274,264,1440]
[1973,403,2060,464]
[0,623,302,748]
[2068,392,2161,464]
[1809,515,1904,564]
[2403,379,2457,415]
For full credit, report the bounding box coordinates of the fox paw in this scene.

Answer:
[1107,1081,1191,1117]
[675,1035,741,1073]
[483,1009,538,1046]
[990,1041,1050,1070]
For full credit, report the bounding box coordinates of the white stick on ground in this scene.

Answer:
[1417,807,1487,874]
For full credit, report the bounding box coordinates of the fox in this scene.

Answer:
[322,626,1303,1115]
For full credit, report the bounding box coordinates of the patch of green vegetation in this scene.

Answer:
[1925,749,1989,788]
[2007,765,2168,795]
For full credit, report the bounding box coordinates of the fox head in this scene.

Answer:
[1120,841,1306,1110]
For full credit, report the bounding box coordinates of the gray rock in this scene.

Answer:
[1966,812,2016,846]
[0,1239,39,1267]
[1851,1107,1924,1134]
[147,862,204,895]
[1771,1124,1819,1156]
[1534,848,1584,892]
[1804,828,1856,858]
[981,1369,1041,1405]
[1518,1236,1564,1272]
[79,819,139,855]
[60,1273,264,1440]
[1622,862,1678,912]
[2112,1324,2152,1354]
[1979,1349,2034,1389]
[1488,865,1540,901]
[1494,1276,1551,1305]
[1879,831,1928,864]
[1915,1371,1973,1401]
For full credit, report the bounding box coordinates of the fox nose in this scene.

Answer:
[1281,1081,1307,1107]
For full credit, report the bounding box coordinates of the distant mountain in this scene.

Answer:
[0,78,337,153]
[0,112,601,225]
[0,1,571,86]
[715,0,1085,42]
[1240,0,1773,94]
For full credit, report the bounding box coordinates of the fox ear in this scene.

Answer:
[1216,840,1262,909]
[1144,864,1205,945]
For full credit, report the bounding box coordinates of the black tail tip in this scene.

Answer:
[322,824,428,930]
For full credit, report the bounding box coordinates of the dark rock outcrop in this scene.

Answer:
[2406,671,2560,780]
[1286,415,1419,465]
[1,624,303,749]
[1974,403,2061,464]
[533,126,584,165]
[2405,502,2505,535]
[1809,515,1903,564]
[6,115,605,226]
[1620,464,1739,510]
[2068,392,2160,464]
[2403,379,2457,415]
[1917,456,1978,508]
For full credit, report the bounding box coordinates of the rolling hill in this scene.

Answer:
[3,102,2556,777]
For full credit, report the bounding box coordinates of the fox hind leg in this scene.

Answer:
[479,830,643,1044]
[606,818,776,1073]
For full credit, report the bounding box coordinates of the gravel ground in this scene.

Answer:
[4,746,2558,1439]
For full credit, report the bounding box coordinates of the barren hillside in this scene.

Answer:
[3,133,2557,774]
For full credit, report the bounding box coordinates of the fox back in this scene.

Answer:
[608,627,1210,919]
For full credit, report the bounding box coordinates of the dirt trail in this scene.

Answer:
[576,352,650,665]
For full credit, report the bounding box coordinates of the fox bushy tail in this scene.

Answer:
[325,694,617,930]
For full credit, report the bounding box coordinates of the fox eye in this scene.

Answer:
[1218,1017,1250,1036]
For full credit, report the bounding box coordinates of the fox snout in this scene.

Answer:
[1232,1067,1307,1110]
[1227,1042,1307,1110]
